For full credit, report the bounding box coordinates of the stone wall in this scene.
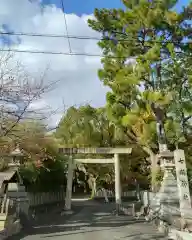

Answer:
[0,220,21,240]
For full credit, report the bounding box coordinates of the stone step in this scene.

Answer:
[0,213,7,231]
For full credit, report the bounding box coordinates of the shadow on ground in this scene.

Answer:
[6,201,166,240]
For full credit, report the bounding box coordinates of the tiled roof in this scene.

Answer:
[0,170,17,188]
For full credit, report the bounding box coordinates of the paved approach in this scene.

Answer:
[8,199,167,240]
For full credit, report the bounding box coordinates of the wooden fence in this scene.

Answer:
[27,189,65,207]
[26,189,140,207]
[95,189,138,197]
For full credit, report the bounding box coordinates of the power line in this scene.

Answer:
[0,48,191,59]
[0,31,191,45]
[0,31,100,40]
[60,0,72,53]
[0,48,103,57]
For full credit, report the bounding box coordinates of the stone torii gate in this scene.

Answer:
[59,147,132,212]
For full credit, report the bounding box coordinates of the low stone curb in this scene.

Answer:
[168,229,192,240]
[0,220,22,239]
[119,204,132,215]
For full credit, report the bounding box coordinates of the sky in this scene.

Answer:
[0,0,190,127]
[41,0,189,15]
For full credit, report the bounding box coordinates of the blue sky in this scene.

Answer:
[41,0,190,15]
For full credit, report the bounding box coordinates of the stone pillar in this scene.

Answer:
[64,156,74,211]
[114,153,121,212]
[174,149,192,219]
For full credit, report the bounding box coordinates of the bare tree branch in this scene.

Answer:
[0,53,59,139]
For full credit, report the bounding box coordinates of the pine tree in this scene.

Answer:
[88,0,192,190]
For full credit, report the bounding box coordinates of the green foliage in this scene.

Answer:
[20,158,67,192]
[15,0,191,192]
[87,0,192,190]
[55,105,117,187]
[56,104,150,188]
[88,0,192,152]
[0,158,9,172]
[0,120,68,192]
[149,167,164,190]
[55,105,116,147]
[17,122,68,192]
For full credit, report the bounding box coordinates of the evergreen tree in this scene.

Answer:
[88,0,192,190]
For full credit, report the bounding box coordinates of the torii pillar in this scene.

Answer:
[114,153,121,210]
[59,147,132,213]
[64,156,74,211]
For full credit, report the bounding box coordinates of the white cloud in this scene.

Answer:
[28,99,47,110]
[0,0,108,126]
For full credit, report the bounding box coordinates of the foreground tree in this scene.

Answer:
[88,0,192,190]
[0,53,56,143]
[16,121,67,192]
[0,53,67,191]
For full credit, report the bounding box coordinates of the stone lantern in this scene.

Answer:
[8,146,29,223]
[150,149,180,230]
[9,146,24,167]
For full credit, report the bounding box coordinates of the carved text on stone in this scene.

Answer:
[178,158,184,164]
[179,169,186,175]
[180,180,188,188]
[183,194,189,200]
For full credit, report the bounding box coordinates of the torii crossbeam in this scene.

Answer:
[59,147,132,212]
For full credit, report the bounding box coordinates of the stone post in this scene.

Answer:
[64,156,74,212]
[114,153,121,212]
[174,149,192,220]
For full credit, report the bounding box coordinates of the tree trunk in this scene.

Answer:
[143,147,159,193]
[150,153,159,193]
[89,177,97,199]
